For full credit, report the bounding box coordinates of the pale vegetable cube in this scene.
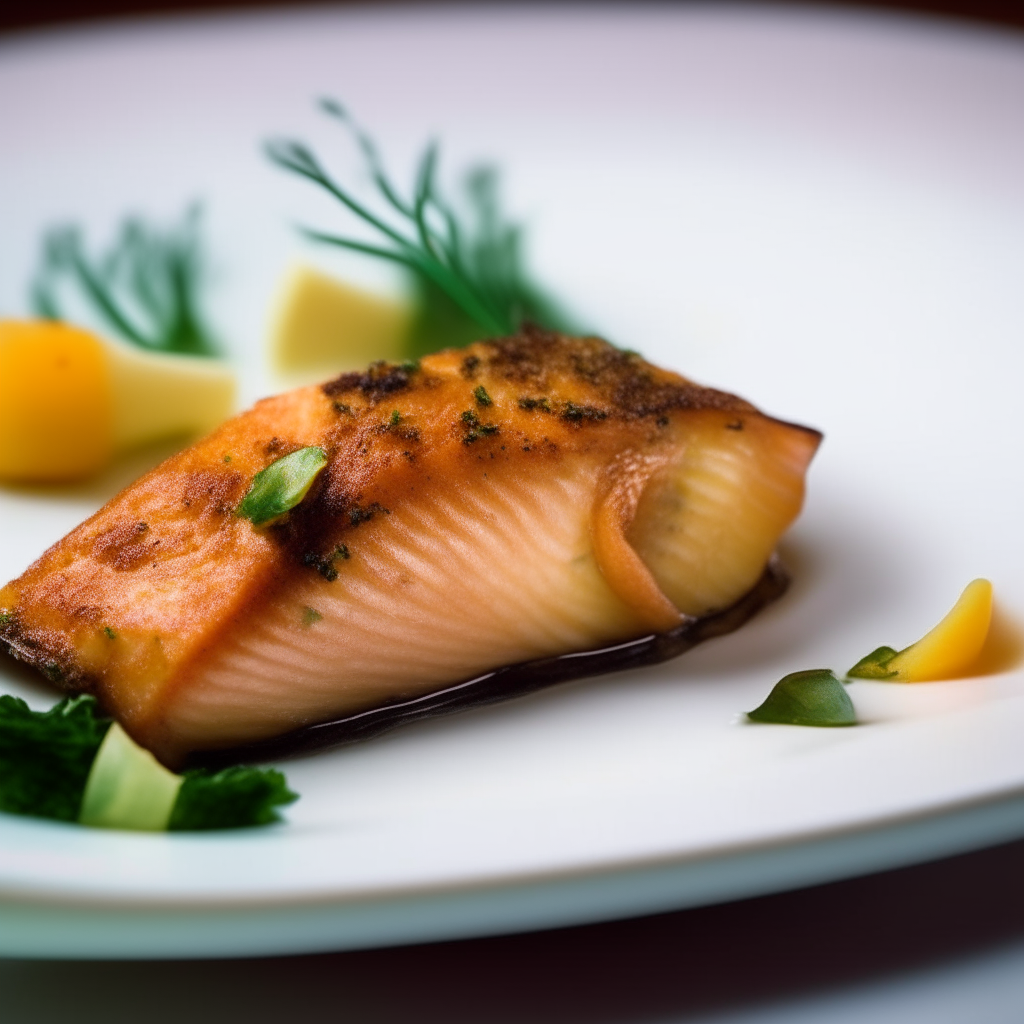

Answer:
[108,343,236,450]
[269,264,412,381]
[79,722,182,831]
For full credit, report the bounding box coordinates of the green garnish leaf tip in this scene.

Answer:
[746,669,857,728]
[847,646,900,680]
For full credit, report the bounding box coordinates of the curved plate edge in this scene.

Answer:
[4,789,1024,959]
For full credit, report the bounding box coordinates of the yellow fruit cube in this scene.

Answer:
[0,320,236,483]
[269,264,412,381]
[0,320,114,481]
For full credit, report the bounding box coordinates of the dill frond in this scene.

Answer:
[31,204,219,358]
[266,100,578,356]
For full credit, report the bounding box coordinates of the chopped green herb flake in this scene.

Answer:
[474,385,493,407]
[335,544,350,560]
[348,502,387,526]
[561,402,607,423]
[0,612,11,626]
[302,552,338,581]
[747,669,857,728]
[102,626,117,640]
[302,606,323,626]
[460,408,499,444]
[0,695,111,822]
[223,454,232,463]
[847,646,900,680]
[400,360,420,374]
[389,409,402,427]
[518,397,551,413]
[237,446,328,526]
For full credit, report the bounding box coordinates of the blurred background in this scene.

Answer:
[1,0,1024,36]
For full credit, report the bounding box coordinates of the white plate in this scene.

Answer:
[2,5,1024,959]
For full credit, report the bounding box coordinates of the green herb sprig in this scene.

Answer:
[31,204,219,358]
[266,100,578,357]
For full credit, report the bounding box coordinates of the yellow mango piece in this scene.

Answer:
[887,579,994,682]
[0,319,236,484]
[0,320,114,481]
[269,264,412,382]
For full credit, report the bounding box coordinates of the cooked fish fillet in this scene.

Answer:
[0,331,820,765]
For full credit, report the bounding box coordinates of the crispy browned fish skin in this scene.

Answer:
[0,331,820,765]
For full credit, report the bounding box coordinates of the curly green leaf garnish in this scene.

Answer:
[266,100,579,357]
[0,694,109,821]
[747,669,857,728]
[169,766,297,831]
[0,695,297,831]
[31,204,219,357]
[237,447,328,526]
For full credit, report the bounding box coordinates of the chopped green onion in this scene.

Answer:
[746,669,857,728]
[237,447,328,526]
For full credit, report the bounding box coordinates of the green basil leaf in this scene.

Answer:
[237,446,328,526]
[747,669,857,728]
[847,646,900,680]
